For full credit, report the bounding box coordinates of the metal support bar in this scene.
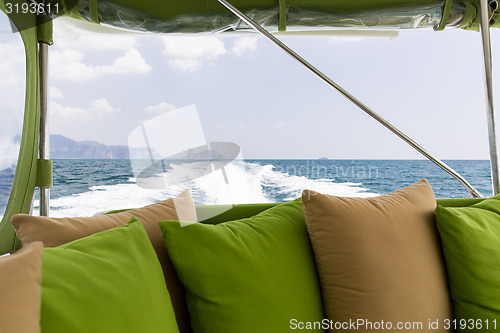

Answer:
[39,42,50,216]
[479,0,499,195]
[217,0,482,198]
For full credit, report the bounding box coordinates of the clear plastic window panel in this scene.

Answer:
[78,0,466,33]
[0,13,25,219]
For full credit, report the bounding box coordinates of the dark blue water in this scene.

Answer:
[0,159,493,216]
[48,159,493,200]
[252,159,492,200]
[50,159,133,199]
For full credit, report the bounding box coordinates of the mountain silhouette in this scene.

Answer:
[50,135,148,159]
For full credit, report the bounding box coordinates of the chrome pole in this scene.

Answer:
[479,0,499,195]
[217,0,482,198]
[39,42,50,216]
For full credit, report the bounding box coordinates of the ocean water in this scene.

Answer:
[19,159,491,217]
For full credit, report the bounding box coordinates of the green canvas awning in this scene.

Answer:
[2,0,499,36]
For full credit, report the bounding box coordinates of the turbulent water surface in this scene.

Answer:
[4,159,485,217]
[0,159,492,217]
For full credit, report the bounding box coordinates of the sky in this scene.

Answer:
[1,13,500,159]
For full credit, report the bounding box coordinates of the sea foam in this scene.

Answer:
[33,161,376,217]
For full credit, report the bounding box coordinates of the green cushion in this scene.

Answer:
[435,198,500,333]
[41,217,179,333]
[159,199,324,333]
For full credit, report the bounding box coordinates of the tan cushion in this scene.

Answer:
[302,179,452,333]
[12,189,197,333]
[0,242,43,333]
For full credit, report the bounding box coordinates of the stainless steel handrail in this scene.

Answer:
[39,42,50,216]
[217,0,483,197]
[479,0,499,195]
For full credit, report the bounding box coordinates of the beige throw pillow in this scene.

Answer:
[12,189,196,333]
[0,242,43,333]
[302,179,452,333]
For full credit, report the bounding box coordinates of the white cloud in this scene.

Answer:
[167,58,204,72]
[160,36,227,72]
[50,49,98,81]
[51,102,89,120]
[50,98,120,144]
[50,86,64,99]
[51,25,148,81]
[232,37,258,56]
[51,98,118,122]
[77,35,137,51]
[144,102,177,113]
[101,49,151,75]
[162,36,226,58]
[88,98,116,114]
[53,25,138,51]
[50,47,151,82]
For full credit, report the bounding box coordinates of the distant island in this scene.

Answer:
[318,157,329,160]
[50,135,151,159]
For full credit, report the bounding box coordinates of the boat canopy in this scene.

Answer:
[3,0,500,36]
[57,0,498,33]
[0,0,498,254]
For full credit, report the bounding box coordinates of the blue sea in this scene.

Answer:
[0,159,493,217]
[25,159,492,217]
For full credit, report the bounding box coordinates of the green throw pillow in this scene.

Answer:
[435,199,500,333]
[41,217,180,333]
[159,199,324,333]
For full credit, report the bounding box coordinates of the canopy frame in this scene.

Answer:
[479,0,499,195]
[38,40,49,216]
